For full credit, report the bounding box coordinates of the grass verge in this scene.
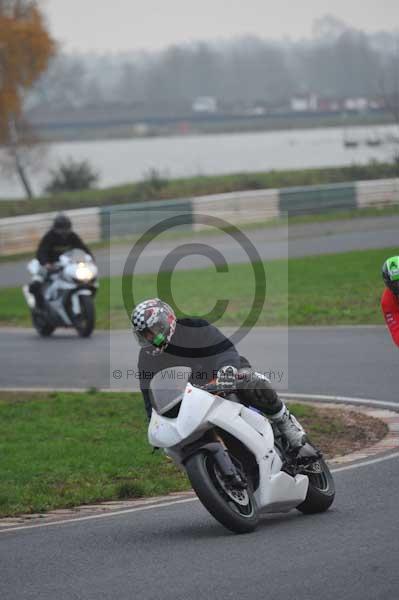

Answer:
[0,391,386,517]
[0,246,392,328]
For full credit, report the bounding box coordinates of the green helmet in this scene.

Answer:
[382,256,399,294]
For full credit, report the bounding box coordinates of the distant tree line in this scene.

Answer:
[27,16,399,116]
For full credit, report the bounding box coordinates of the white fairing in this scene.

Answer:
[27,258,40,276]
[149,384,222,448]
[22,285,35,308]
[148,376,309,514]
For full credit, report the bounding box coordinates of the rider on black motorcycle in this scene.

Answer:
[29,213,93,308]
[132,298,308,452]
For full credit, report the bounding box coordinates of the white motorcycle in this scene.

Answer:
[23,249,98,338]
[149,367,335,534]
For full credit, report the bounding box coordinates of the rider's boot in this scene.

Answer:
[270,404,307,451]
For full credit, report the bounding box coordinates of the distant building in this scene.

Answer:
[291,96,308,112]
[192,96,218,113]
[344,98,369,112]
[290,95,381,114]
[317,98,341,112]
[290,94,318,112]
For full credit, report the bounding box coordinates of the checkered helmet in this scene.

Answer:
[131,298,176,355]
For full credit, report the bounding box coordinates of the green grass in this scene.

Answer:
[0,391,190,516]
[0,246,391,329]
[288,247,390,325]
[1,161,398,217]
[0,391,374,517]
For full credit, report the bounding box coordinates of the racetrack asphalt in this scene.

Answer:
[1,455,398,600]
[0,326,396,402]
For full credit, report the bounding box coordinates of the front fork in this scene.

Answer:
[70,289,92,315]
[68,285,97,317]
[207,431,247,489]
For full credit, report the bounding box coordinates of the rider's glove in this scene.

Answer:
[216,365,239,390]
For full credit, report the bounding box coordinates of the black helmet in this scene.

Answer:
[53,213,72,236]
[382,256,399,295]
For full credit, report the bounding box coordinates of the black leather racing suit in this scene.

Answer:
[36,230,92,265]
[137,317,282,420]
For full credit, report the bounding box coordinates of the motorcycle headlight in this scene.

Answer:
[75,263,95,282]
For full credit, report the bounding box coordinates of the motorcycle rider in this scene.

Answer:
[29,213,93,309]
[132,298,308,452]
[381,256,399,347]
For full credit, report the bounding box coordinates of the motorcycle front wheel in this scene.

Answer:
[73,295,95,338]
[185,451,258,534]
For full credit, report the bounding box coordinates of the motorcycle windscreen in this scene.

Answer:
[149,367,192,415]
[62,249,88,263]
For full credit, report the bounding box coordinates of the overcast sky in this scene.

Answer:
[42,0,399,54]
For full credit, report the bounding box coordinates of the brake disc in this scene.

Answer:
[214,466,250,506]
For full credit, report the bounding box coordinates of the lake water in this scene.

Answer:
[1,125,397,199]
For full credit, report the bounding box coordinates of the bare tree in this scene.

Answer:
[0,117,48,198]
[0,0,55,198]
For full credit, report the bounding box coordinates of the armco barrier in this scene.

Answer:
[1,178,399,256]
[191,189,279,230]
[99,199,193,241]
[356,178,399,208]
[279,182,357,216]
[0,207,101,256]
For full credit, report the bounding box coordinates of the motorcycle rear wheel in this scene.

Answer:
[297,458,335,514]
[32,309,55,337]
[185,451,258,534]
